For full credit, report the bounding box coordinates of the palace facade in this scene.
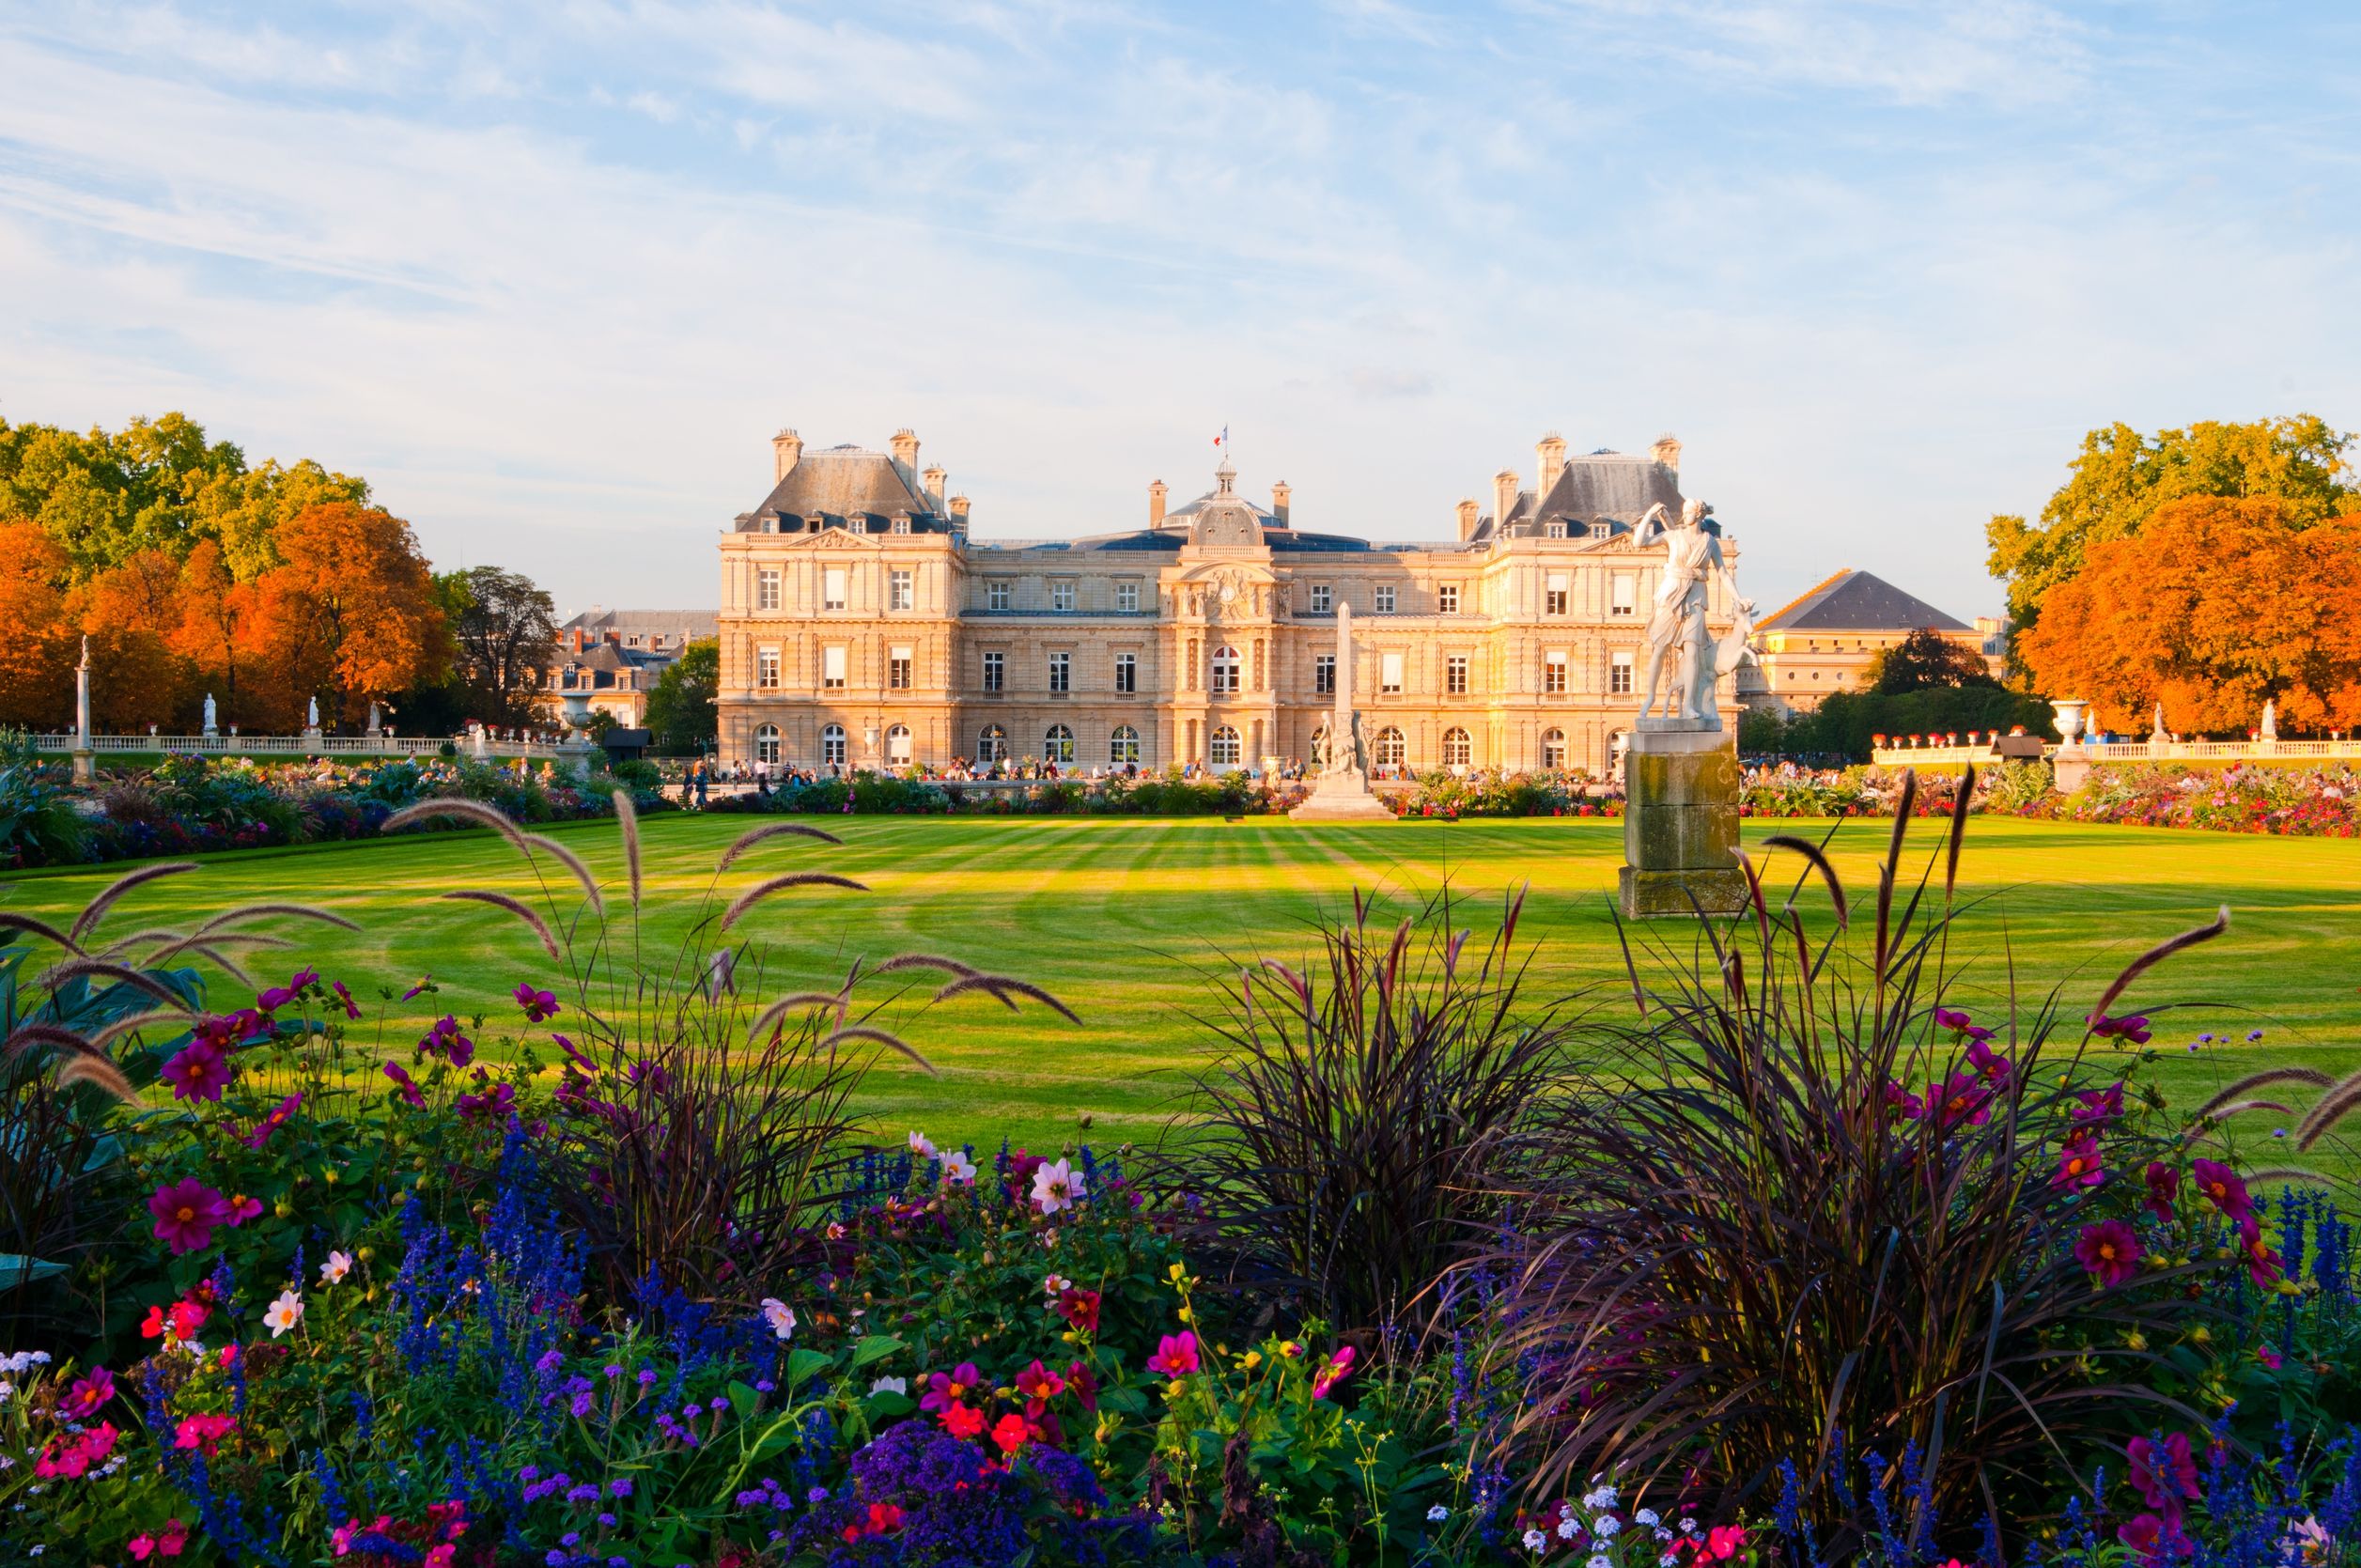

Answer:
[714,427,1745,777]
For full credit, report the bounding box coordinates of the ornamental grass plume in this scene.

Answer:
[1485,766,2239,1550]
[409,789,1078,1311]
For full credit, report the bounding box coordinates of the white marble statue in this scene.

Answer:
[2261,699,2277,740]
[2151,702,2168,743]
[1633,499,1752,725]
[1321,603,1364,778]
[307,695,320,728]
[202,693,218,735]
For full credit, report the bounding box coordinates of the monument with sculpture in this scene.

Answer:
[1619,498,1756,918]
[1288,601,1394,822]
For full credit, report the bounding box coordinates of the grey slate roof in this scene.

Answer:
[1531,451,1684,528]
[560,608,718,641]
[738,444,947,532]
[1758,569,1970,633]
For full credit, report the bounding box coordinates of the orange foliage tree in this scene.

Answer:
[248,502,449,728]
[0,520,77,728]
[2018,496,2361,735]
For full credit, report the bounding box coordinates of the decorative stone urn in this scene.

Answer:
[2050,698,2091,792]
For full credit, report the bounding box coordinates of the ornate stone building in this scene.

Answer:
[714,427,1744,776]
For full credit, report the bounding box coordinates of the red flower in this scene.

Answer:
[991,1412,1033,1454]
[939,1402,986,1439]
[1013,1358,1065,1414]
[2074,1219,2143,1286]
[1064,1359,1099,1412]
[1054,1287,1101,1333]
[2190,1158,2253,1222]
[148,1178,230,1255]
[2053,1133,2105,1191]
[159,1040,233,1103]
[1312,1344,1356,1400]
[1146,1330,1200,1377]
[2241,1219,2283,1289]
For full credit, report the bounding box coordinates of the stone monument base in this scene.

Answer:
[1620,720,1745,919]
[1289,769,1394,822]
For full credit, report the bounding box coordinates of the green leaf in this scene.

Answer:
[784,1346,835,1389]
[849,1333,905,1371]
[727,1379,758,1417]
[863,1390,917,1419]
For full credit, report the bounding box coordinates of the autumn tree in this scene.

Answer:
[2017,496,2361,735]
[69,550,196,731]
[169,541,267,729]
[0,520,77,727]
[251,502,450,728]
[1987,416,2353,640]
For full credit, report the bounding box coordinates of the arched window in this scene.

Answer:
[1110,725,1140,765]
[1209,725,1241,767]
[1211,644,1241,694]
[885,724,912,765]
[978,724,1006,762]
[754,723,781,765]
[821,723,847,767]
[1045,723,1075,763]
[1442,727,1471,768]
[1373,726,1406,768]
[1541,727,1566,769]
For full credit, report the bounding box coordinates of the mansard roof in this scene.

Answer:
[1530,450,1685,530]
[1759,569,1971,633]
[738,444,951,533]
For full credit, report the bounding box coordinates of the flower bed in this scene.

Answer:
[2020,763,2361,837]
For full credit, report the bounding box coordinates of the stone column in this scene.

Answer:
[1619,720,1746,917]
[71,638,93,785]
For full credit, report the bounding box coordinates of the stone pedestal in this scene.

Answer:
[1619,722,1746,918]
[2052,742,2089,794]
[1289,768,1394,822]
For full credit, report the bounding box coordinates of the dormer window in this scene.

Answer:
[1545,520,1566,539]
[891,516,911,535]
[1592,521,1611,539]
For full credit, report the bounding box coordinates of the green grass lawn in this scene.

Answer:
[7,814,2361,1163]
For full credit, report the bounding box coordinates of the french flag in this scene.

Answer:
[1213,426,1227,448]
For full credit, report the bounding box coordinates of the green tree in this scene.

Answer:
[1987,415,2354,639]
[644,638,718,753]
[442,566,558,724]
[1865,628,1998,694]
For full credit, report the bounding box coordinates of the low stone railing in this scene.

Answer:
[28,733,592,761]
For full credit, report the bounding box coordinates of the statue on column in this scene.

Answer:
[1633,499,1753,726]
[2261,699,2278,741]
[203,693,219,736]
[307,695,320,729]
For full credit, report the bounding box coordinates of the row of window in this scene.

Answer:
[746,722,1583,771]
[754,644,1639,695]
[749,568,1643,618]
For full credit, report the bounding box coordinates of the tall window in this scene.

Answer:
[983,652,1003,691]
[1117,580,1140,613]
[1544,651,1567,694]
[756,567,781,611]
[1542,728,1566,768]
[1211,645,1241,694]
[1045,724,1075,763]
[821,724,847,766]
[1380,651,1404,694]
[889,569,912,611]
[889,646,912,690]
[1048,651,1070,692]
[1051,581,1076,612]
[823,567,847,611]
[1209,725,1241,767]
[1546,572,1568,615]
[986,580,1011,611]
[1442,727,1471,768]
[758,647,781,689]
[978,724,1005,762]
[822,646,846,690]
[1111,725,1140,765]
[1375,584,1396,613]
[1446,655,1468,695]
[1609,651,1635,695]
[885,724,911,763]
[754,723,781,764]
[1311,584,1332,613]
[1314,654,1335,695]
[1438,583,1461,613]
[1373,726,1406,768]
[1115,652,1137,693]
[1611,573,1637,616]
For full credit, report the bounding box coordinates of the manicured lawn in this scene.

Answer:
[7,814,2360,1161]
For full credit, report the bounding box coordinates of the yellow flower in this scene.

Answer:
[1168,1263,1186,1281]
[1242,1351,1264,1371]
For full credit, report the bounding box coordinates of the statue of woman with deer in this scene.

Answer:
[1632,498,1754,726]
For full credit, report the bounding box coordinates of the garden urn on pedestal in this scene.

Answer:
[2051,698,2091,793]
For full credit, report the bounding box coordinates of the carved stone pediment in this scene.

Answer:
[781,527,875,551]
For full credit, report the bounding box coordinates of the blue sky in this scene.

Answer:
[2,1,2355,616]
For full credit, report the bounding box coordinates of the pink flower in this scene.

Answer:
[157,1520,188,1559]
[921,1362,984,1413]
[1965,1036,2012,1086]
[225,1193,264,1227]
[2190,1158,2253,1222]
[418,1016,474,1067]
[2073,1082,2126,1122]
[173,1412,236,1456]
[2074,1219,2143,1287]
[159,1040,232,1102]
[2053,1132,2105,1190]
[148,1177,230,1254]
[1311,1344,1356,1400]
[1881,1079,1924,1120]
[59,1364,113,1420]
[1146,1330,1200,1377]
[2143,1161,2179,1222]
[2242,1219,2284,1289]
[382,1061,425,1107]
[513,982,561,1023]
[331,980,363,1020]
[2091,1013,2153,1045]
[243,1093,303,1149]
[2129,1432,2199,1513]
[2118,1512,2194,1563]
[1933,1006,1973,1033]
[1924,1071,1991,1130]
[34,1421,118,1478]
[457,1080,517,1124]
[2258,1343,2284,1370]
[402,975,435,1001]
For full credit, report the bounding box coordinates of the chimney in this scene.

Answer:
[1148,479,1168,528]
[1455,498,1481,540]
[1536,432,1567,498]
[1270,480,1291,525]
[1493,469,1519,531]
[948,495,971,527]
[923,465,947,509]
[772,428,802,483]
[1651,433,1683,471]
[891,428,920,477]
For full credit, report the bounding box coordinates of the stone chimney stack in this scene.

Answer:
[1651,433,1683,471]
[891,428,920,478]
[1536,432,1567,498]
[1493,469,1519,532]
[1148,479,1168,528]
[1271,480,1291,525]
[1455,498,1481,540]
[923,465,947,509]
[772,428,802,483]
[948,495,971,526]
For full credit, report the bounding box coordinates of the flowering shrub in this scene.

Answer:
[2020,762,2361,837]
[707,766,1298,817]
